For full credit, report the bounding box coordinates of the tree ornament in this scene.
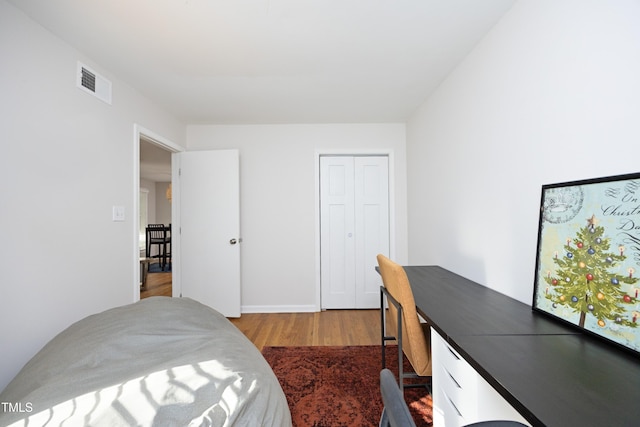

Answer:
[571,296,579,303]
[611,277,619,285]
[587,247,595,255]
[567,252,574,258]
[586,273,593,281]
[552,279,558,285]
[615,316,622,324]
[587,304,594,311]
[606,256,613,263]
[596,292,605,300]
[577,242,584,248]
[597,319,606,327]
[579,262,586,269]
[623,295,632,303]
[595,237,602,244]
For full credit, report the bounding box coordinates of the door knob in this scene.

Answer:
[229,238,237,245]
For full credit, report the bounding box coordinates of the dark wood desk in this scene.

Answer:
[404,266,640,427]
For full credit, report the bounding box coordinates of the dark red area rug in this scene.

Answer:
[262,345,432,427]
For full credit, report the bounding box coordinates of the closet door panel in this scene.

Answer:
[321,155,389,309]
[320,157,356,308]
[355,156,389,308]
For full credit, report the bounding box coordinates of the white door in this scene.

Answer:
[176,149,241,317]
[354,156,390,308]
[320,156,389,309]
[320,157,356,308]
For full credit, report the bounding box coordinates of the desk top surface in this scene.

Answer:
[404,266,575,338]
[404,265,640,427]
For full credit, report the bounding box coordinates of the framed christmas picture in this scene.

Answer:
[533,172,640,355]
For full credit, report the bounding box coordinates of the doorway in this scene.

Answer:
[319,155,390,309]
[139,137,173,297]
[133,125,182,301]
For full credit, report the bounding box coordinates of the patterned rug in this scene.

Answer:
[262,345,432,427]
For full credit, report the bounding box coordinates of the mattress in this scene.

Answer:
[0,297,291,426]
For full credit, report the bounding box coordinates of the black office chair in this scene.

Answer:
[146,224,170,271]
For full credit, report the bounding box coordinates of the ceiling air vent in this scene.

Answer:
[77,62,112,105]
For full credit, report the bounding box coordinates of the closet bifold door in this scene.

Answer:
[320,156,389,309]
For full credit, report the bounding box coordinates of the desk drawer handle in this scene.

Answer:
[444,367,461,389]
[443,389,463,417]
[448,346,461,360]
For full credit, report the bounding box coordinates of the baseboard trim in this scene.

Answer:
[241,304,318,314]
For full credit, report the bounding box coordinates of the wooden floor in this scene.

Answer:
[140,271,172,298]
[140,272,381,349]
[230,310,380,350]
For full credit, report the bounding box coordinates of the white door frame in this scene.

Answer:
[132,124,184,302]
[314,149,396,311]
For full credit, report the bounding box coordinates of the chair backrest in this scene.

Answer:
[380,368,417,427]
[147,224,166,240]
[377,254,432,376]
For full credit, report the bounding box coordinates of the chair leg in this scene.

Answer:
[381,286,431,393]
[381,287,387,370]
[161,243,166,270]
[381,287,398,371]
[396,303,404,393]
[381,286,407,391]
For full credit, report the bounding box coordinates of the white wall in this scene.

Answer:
[140,178,158,225]
[407,0,640,303]
[187,124,408,311]
[0,1,186,390]
[155,182,172,226]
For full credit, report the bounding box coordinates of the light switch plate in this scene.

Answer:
[112,206,125,222]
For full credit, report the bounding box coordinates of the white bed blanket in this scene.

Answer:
[0,297,291,426]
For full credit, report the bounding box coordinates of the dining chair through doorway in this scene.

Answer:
[146,224,171,271]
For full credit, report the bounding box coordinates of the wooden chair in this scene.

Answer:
[377,254,432,392]
[146,224,171,271]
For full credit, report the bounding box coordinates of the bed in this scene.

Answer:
[0,297,292,426]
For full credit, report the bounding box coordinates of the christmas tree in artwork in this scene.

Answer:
[544,214,638,328]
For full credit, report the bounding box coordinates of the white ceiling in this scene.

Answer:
[9,0,515,125]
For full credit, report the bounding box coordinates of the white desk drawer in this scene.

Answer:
[437,384,467,426]
[432,330,478,424]
[435,334,477,391]
[431,329,531,427]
